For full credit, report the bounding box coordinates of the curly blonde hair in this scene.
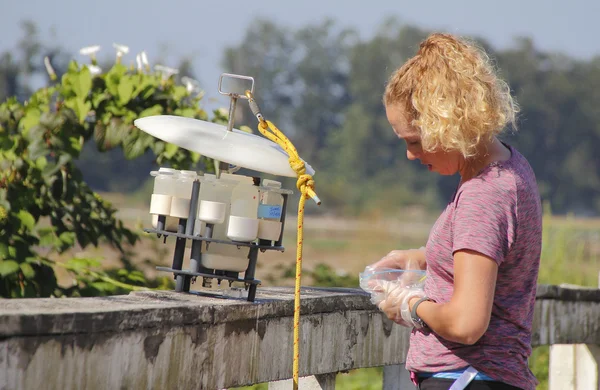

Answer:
[384,33,518,158]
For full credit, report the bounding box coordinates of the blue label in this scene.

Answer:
[258,205,282,219]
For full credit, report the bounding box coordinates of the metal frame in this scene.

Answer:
[149,177,289,302]
[151,72,290,302]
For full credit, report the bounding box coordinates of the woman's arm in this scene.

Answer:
[410,249,498,345]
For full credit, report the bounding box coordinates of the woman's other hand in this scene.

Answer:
[371,248,426,271]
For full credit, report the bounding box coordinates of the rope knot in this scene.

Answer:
[296,173,314,194]
[289,157,306,176]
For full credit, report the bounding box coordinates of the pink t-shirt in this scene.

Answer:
[406,145,542,390]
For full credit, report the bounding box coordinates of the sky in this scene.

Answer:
[2,0,600,109]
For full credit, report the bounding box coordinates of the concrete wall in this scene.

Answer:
[0,285,599,390]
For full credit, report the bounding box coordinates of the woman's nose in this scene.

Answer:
[407,149,419,161]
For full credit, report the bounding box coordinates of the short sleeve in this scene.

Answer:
[452,178,517,266]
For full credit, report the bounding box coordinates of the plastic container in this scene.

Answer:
[197,174,229,224]
[200,173,252,272]
[169,170,198,219]
[149,168,179,231]
[201,243,250,272]
[227,216,259,242]
[257,179,284,241]
[150,167,176,215]
[227,174,259,242]
[359,267,426,297]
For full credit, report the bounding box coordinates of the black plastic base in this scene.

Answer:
[156,267,261,302]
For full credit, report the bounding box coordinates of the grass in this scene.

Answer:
[95,193,599,390]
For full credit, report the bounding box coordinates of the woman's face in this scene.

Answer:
[385,104,463,176]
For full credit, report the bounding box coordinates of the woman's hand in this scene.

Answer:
[377,284,425,327]
[370,247,427,271]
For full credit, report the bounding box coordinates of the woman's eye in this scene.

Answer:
[407,140,420,146]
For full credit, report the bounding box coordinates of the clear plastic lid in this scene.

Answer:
[179,170,198,177]
[359,266,426,295]
[150,167,177,177]
[262,179,282,188]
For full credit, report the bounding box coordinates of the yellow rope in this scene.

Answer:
[253,113,319,390]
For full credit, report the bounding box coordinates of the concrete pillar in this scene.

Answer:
[268,374,336,390]
[549,275,600,390]
[383,364,416,390]
[549,344,600,390]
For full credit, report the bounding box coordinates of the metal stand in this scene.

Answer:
[150,72,290,302]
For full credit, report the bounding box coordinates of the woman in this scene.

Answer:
[372,33,542,390]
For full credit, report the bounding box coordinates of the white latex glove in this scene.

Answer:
[360,247,427,327]
[377,284,425,327]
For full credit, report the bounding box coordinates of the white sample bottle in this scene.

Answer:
[227,175,259,242]
[199,173,253,272]
[257,179,284,242]
[169,170,197,220]
[150,168,178,231]
[197,174,228,225]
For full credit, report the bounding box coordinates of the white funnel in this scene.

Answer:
[134,115,315,178]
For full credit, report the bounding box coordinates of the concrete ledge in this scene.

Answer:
[0,287,372,337]
[1,285,599,390]
[536,284,600,302]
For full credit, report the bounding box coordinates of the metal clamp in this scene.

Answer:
[218,73,255,99]
[245,90,266,127]
[216,73,256,177]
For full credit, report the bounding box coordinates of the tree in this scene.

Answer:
[0,53,219,297]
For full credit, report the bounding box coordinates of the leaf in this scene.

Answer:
[28,139,49,161]
[0,242,8,259]
[20,108,41,136]
[190,151,201,163]
[174,107,196,118]
[92,92,110,108]
[73,67,92,98]
[164,143,178,158]
[64,97,91,124]
[126,274,147,284]
[17,210,35,230]
[38,227,59,248]
[94,123,106,148]
[171,85,188,102]
[35,156,48,170]
[0,260,19,277]
[90,281,117,294]
[20,262,35,279]
[122,131,147,160]
[105,103,128,117]
[141,85,157,100]
[105,120,129,148]
[105,64,128,96]
[105,74,120,96]
[56,153,72,168]
[118,76,134,105]
[42,153,71,178]
[75,98,92,123]
[69,136,82,154]
[67,60,79,73]
[59,231,76,247]
[0,136,14,151]
[139,104,163,118]
[67,257,102,269]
